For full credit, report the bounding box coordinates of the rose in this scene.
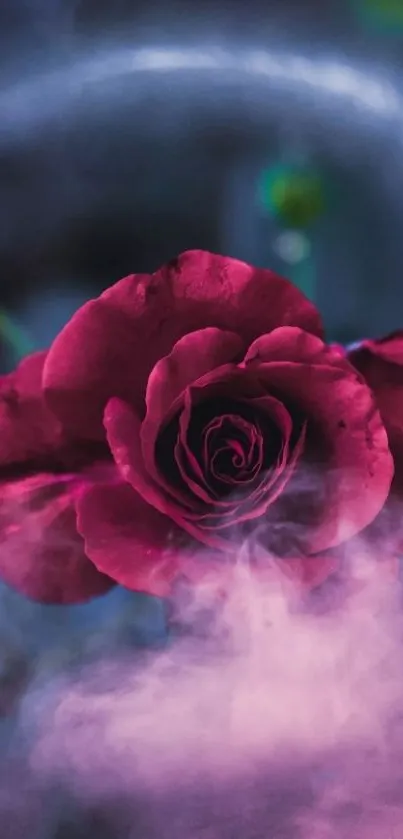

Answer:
[0,251,393,604]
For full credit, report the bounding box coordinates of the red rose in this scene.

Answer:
[0,252,394,603]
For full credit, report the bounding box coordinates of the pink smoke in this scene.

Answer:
[7,536,400,839]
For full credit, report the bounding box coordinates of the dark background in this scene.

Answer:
[1,0,403,366]
[1,3,403,837]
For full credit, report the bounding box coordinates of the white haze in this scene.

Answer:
[0,529,401,838]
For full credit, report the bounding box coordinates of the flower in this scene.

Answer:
[0,252,394,603]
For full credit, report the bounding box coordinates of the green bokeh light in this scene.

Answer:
[353,0,403,33]
[0,310,34,361]
[260,164,326,229]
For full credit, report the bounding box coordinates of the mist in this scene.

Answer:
[2,4,403,836]
[1,529,403,838]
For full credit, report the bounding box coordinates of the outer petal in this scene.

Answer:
[244,328,394,552]
[76,478,338,600]
[42,251,323,438]
[243,326,350,369]
[348,333,403,488]
[0,351,66,468]
[349,332,403,366]
[0,473,114,604]
[76,480,202,597]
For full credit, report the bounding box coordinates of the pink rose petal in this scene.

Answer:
[141,327,243,482]
[76,479,201,597]
[0,351,66,468]
[0,473,114,603]
[43,251,323,438]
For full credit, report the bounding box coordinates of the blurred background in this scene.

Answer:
[1,2,403,835]
[1,0,403,372]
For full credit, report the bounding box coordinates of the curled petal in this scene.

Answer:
[142,328,243,481]
[104,398,232,550]
[104,397,194,514]
[251,362,392,551]
[104,385,304,553]
[0,473,114,604]
[171,389,287,507]
[243,326,350,368]
[243,327,394,550]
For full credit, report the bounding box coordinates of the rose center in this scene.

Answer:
[203,414,263,486]
[156,398,283,501]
